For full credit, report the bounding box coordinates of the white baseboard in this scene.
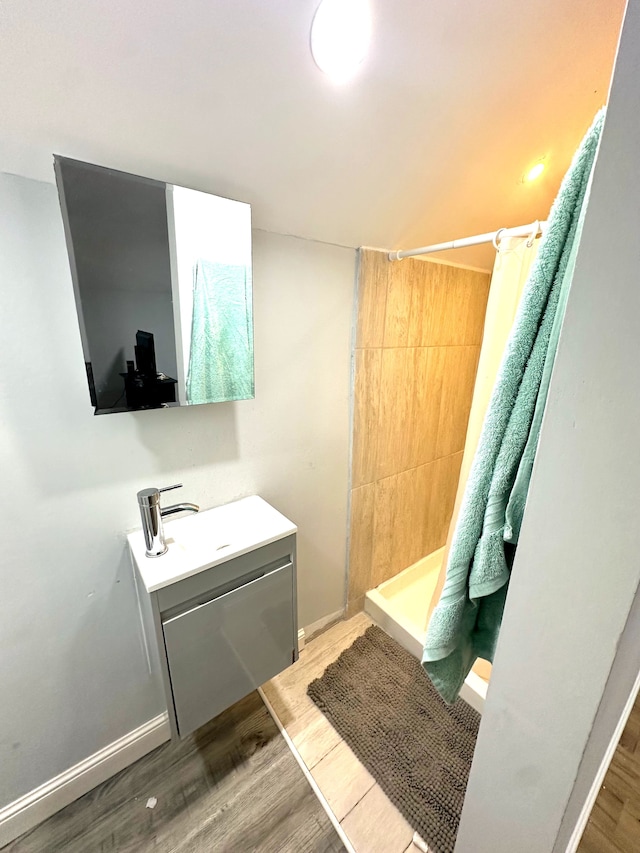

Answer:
[0,713,170,848]
[303,609,344,642]
[0,611,342,848]
[565,666,640,852]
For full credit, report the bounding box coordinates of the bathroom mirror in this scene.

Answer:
[54,156,254,415]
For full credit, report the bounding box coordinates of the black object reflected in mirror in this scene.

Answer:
[119,331,178,411]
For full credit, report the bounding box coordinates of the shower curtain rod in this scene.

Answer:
[388,219,548,261]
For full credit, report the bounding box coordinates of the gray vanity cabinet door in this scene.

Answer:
[162,562,295,737]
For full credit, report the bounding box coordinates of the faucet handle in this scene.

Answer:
[137,483,183,511]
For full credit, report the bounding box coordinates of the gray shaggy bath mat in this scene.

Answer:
[307,625,480,853]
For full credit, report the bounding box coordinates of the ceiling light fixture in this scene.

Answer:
[524,161,545,182]
[310,0,372,82]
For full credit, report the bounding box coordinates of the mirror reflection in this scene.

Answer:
[54,156,254,415]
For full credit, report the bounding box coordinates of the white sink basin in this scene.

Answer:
[128,495,297,593]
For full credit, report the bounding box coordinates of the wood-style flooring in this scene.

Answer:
[3,691,345,853]
[263,612,419,853]
[579,692,640,853]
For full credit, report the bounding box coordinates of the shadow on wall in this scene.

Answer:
[59,546,167,758]
[3,375,242,498]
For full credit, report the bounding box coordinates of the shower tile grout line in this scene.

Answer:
[354,343,482,351]
[354,447,465,490]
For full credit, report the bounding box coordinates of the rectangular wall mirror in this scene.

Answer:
[54,156,254,415]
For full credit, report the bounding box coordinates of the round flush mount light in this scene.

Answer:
[524,160,546,183]
[310,0,372,82]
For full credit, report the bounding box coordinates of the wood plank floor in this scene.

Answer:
[263,612,418,853]
[579,692,640,853]
[3,691,345,853]
[269,612,640,853]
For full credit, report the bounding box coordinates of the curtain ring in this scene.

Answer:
[526,220,540,248]
[492,227,506,252]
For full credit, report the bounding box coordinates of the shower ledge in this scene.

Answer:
[364,556,487,714]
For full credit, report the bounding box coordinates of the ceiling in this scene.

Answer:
[0,0,626,268]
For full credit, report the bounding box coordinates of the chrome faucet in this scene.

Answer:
[137,483,199,558]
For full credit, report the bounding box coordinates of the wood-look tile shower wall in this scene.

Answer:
[347,249,491,615]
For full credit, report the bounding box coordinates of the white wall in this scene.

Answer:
[456,3,640,851]
[0,172,355,809]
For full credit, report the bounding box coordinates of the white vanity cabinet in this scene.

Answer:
[128,496,298,739]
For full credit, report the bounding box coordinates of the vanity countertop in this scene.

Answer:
[128,495,297,593]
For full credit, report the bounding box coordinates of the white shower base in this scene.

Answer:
[365,547,488,714]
